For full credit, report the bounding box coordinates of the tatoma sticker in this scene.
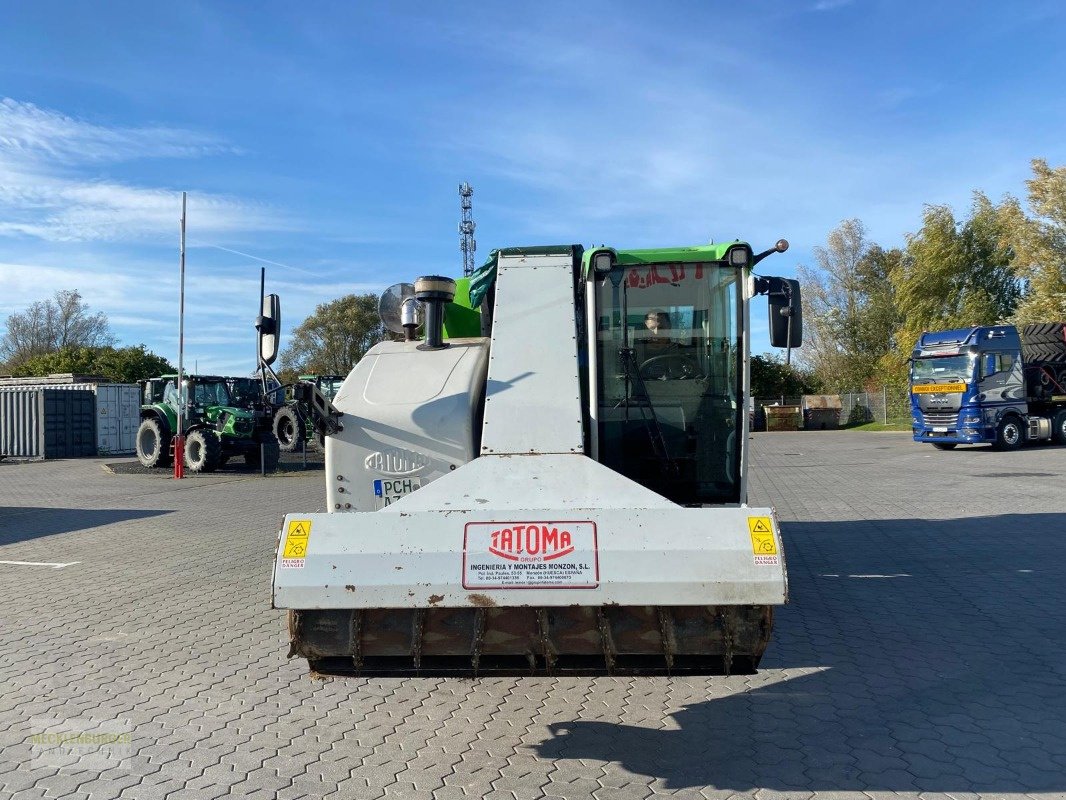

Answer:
[464,520,599,588]
[488,524,575,561]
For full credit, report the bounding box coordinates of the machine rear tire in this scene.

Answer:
[931,442,957,451]
[274,406,305,452]
[1052,410,1066,446]
[184,429,222,473]
[246,432,281,472]
[136,417,171,468]
[993,417,1024,451]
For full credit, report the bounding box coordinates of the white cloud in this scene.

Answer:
[0,98,280,242]
[0,98,232,163]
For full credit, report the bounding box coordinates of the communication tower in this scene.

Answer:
[459,182,476,277]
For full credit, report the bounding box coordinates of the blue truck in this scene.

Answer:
[910,323,1066,450]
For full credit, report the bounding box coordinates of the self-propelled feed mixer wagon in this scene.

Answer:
[271,241,802,676]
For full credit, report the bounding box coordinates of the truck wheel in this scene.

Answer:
[246,432,281,472]
[136,417,172,468]
[274,407,305,452]
[1053,411,1066,446]
[993,417,1024,451]
[184,429,222,473]
[931,442,957,451]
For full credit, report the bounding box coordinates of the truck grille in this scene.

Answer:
[922,412,959,428]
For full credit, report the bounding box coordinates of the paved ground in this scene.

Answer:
[1,432,1063,799]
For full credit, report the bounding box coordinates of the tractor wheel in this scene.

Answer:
[246,432,281,472]
[993,416,1024,451]
[136,417,172,468]
[274,406,305,452]
[1052,410,1066,446]
[184,429,222,473]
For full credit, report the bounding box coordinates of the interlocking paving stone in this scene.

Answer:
[1,433,1063,799]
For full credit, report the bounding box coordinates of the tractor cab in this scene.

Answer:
[589,248,747,506]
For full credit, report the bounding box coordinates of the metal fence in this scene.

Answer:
[753,387,911,430]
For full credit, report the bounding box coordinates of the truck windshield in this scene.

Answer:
[596,261,742,505]
[911,355,973,383]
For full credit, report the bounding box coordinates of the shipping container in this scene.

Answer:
[0,388,96,458]
[92,384,140,454]
[0,377,139,454]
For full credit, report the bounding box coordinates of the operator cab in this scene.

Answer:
[595,255,743,506]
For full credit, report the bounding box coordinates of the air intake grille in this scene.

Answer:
[922,412,959,428]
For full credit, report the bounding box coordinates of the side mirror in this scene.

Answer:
[257,293,281,366]
[768,279,802,349]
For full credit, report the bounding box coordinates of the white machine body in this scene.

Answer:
[275,250,787,614]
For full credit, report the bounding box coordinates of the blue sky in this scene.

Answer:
[1,0,1064,373]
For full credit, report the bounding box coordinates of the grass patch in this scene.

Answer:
[845,422,912,432]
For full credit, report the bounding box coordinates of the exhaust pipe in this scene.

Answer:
[415,276,456,351]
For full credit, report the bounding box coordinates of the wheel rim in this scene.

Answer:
[138,427,157,456]
[1004,423,1020,445]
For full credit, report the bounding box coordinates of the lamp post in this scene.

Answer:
[174,192,187,479]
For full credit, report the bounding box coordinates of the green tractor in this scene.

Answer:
[272,374,345,452]
[136,374,281,473]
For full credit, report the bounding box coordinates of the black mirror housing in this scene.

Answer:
[768,279,802,349]
[257,293,281,366]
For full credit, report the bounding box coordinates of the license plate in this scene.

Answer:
[373,477,421,507]
[932,426,948,433]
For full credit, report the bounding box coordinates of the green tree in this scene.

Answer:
[0,289,115,369]
[281,294,387,375]
[1003,159,1066,322]
[796,219,899,391]
[890,194,1021,381]
[11,345,174,383]
[751,353,819,399]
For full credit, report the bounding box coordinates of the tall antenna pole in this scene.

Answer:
[174,192,187,479]
[459,182,476,277]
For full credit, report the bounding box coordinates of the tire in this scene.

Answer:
[1022,322,1066,340]
[246,432,281,472]
[993,417,1024,451]
[1052,410,1066,446]
[136,417,171,468]
[931,442,957,451]
[184,429,222,473]
[274,406,305,452]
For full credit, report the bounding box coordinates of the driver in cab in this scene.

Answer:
[635,310,698,380]
[637,310,677,360]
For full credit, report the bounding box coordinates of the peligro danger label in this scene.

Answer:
[280,519,312,569]
[463,521,599,589]
[748,516,779,566]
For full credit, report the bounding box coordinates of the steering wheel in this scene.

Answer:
[639,353,702,381]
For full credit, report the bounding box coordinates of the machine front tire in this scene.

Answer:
[274,406,305,452]
[136,417,171,468]
[931,442,957,451]
[184,429,222,473]
[993,417,1024,451]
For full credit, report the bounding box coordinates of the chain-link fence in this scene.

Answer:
[752,386,911,431]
